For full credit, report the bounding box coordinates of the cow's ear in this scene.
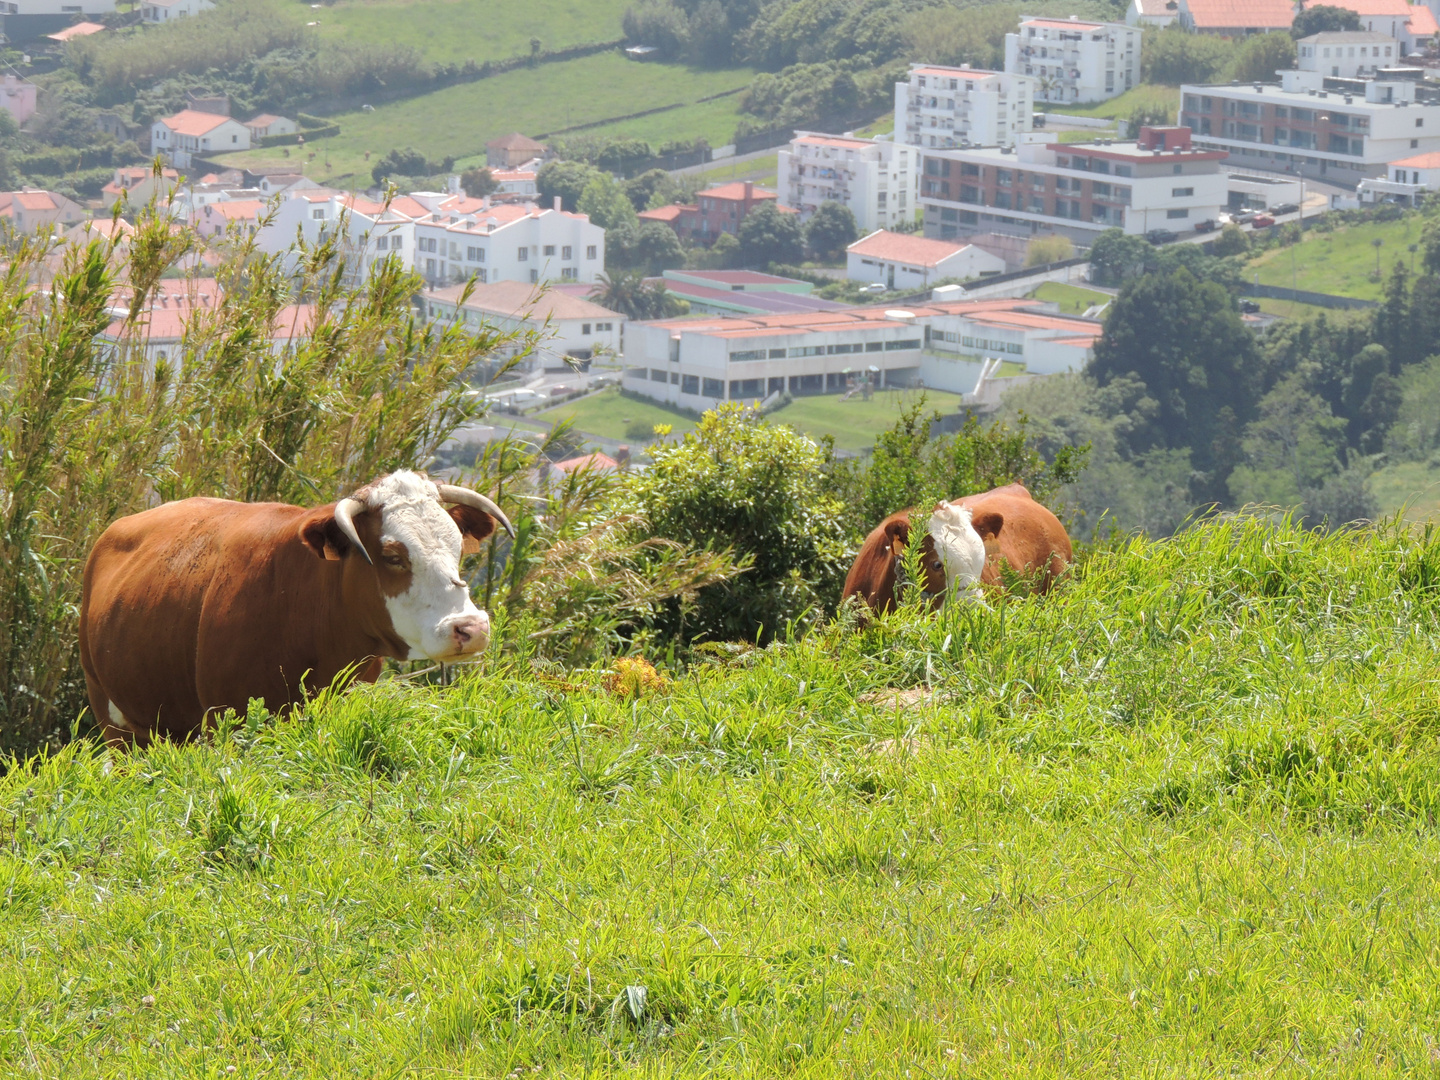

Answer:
[298,508,345,561]
[884,518,910,549]
[449,503,497,555]
[971,510,1004,541]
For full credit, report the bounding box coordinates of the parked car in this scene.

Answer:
[1238,299,1260,313]
[1146,228,1178,245]
[1194,219,1218,233]
[1233,209,1258,224]
[1250,213,1276,228]
[860,283,888,294]
[1272,202,1300,216]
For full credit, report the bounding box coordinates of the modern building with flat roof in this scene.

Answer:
[894,65,1036,150]
[1004,16,1141,105]
[620,298,1101,410]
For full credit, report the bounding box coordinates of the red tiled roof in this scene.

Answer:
[1182,0,1293,29]
[639,204,689,223]
[1393,151,1440,167]
[159,110,240,137]
[911,65,1002,80]
[553,452,619,474]
[698,182,778,202]
[1408,5,1439,34]
[204,200,264,219]
[487,132,546,151]
[47,21,105,40]
[1022,17,1107,29]
[847,229,974,268]
[643,297,1099,338]
[246,114,285,127]
[15,191,58,211]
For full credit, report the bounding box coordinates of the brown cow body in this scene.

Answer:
[842,483,1071,613]
[80,471,510,747]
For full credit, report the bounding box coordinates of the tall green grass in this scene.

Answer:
[5,514,1440,1074]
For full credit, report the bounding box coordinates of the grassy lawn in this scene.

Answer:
[686,152,780,189]
[1370,457,1440,521]
[8,518,1440,1073]
[1046,83,1178,123]
[1029,281,1110,316]
[537,387,698,444]
[1253,296,1341,320]
[1247,212,1427,301]
[313,0,630,66]
[216,54,753,187]
[853,113,895,137]
[767,388,966,450]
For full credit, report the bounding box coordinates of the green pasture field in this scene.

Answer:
[1248,213,1429,301]
[766,388,967,449]
[1028,281,1110,316]
[217,53,753,186]
[6,517,1440,1074]
[684,152,780,189]
[311,0,630,67]
[1045,83,1178,122]
[536,387,698,443]
[1370,458,1440,521]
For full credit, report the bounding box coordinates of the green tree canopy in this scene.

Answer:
[1291,4,1362,38]
[458,166,497,199]
[537,160,603,212]
[737,201,804,268]
[803,201,859,261]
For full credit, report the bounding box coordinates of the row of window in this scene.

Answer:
[728,339,919,362]
[934,330,1023,354]
[414,237,599,261]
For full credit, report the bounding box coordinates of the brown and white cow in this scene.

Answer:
[79,470,513,747]
[841,483,1071,614]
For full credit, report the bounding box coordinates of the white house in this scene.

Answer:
[921,127,1230,243]
[1324,0,1438,54]
[619,297,1101,410]
[0,188,86,234]
[1356,149,1440,203]
[1005,16,1142,105]
[411,197,605,287]
[139,0,213,21]
[489,167,538,200]
[0,75,37,126]
[245,114,298,141]
[894,65,1036,151]
[150,110,252,168]
[423,279,623,370]
[779,132,917,232]
[257,190,415,285]
[1125,0,1179,28]
[1295,31,1400,78]
[846,229,1005,288]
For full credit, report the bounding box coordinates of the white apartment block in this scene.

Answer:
[257,190,416,286]
[1005,16,1141,105]
[895,65,1036,150]
[1296,31,1400,79]
[620,298,1101,411]
[921,127,1229,243]
[778,132,917,231]
[1180,70,1440,181]
[411,198,604,287]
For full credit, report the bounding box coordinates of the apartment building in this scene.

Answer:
[620,298,1100,410]
[921,126,1229,242]
[1004,16,1141,105]
[894,65,1036,150]
[778,132,917,231]
[1180,69,1440,180]
[256,190,415,285]
[411,199,605,287]
[1296,31,1400,78]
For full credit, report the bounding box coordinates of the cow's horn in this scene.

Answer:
[437,484,516,539]
[333,497,373,565]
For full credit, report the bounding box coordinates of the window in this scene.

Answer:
[682,375,699,394]
[730,349,766,361]
[1166,208,1189,219]
[1419,118,1426,128]
[599,323,614,332]
[517,247,528,261]
[768,348,786,358]
[477,268,487,283]
[375,236,388,250]
[562,245,572,259]
[651,369,668,383]
[1172,187,1194,197]
[1115,165,1132,177]
[627,366,648,380]
[529,269,538,282]
[561,267,577,281]
[788,345,825,357]
[884,338,921,351]
[582,323,592,335]
[1172,164,1182,174]
[702,378,724,397]
[467,246,484,262]
[730,379,763,398]
[865,341,885,352]
[1413,139,1421,148]
[586,245,597,259]
[425,258,435,274]
[543,245,555,256]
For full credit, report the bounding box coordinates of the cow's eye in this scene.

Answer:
[382,553,405,567]
[931,560,944,570]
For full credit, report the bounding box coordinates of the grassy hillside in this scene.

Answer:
[1029,281,1110,316]
[7,517,1440,1074]
[219,53,753,186]
[1045,83,1178,122]
[313,0,630,66]
[1248,213,1428,301]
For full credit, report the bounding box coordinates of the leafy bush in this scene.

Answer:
[619,405,851,643]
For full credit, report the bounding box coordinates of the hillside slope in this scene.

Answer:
[5,517,1440,1075]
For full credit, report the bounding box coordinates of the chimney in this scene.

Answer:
[553,195,561,211]
[744,181,754,201]
[481,196,490,209]
[616,445,631,469]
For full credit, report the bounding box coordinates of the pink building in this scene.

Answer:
[0,75,36,127]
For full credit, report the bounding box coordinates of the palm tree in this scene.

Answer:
[589,271,647,320]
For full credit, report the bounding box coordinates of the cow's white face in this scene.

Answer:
[365,471,491,660]
[928,503,987,602]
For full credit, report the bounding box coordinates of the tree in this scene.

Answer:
[577,173,639,232]
[1211,222,1251,257]
[596,138,654,176]
[1090,268,1266,501]
[459,166,497,198]
[372,146,431,186]
[624,168,674,212]
[537,160,602,211]
[1226,32,1296,83]
[737,201,804,267]
[1087,228,1150,287]
[590,271,647,320]
[1025,234,1074,267]
[803,201,858,261]
[1143,27,1235,84]
[1291,4,1362,38]
[634,221,686,275]
[1386,353,1440,460]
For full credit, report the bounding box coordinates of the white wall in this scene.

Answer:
[414,211,605,286]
